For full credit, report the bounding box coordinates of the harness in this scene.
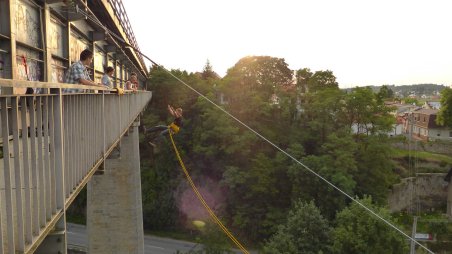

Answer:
[169,122,180,134]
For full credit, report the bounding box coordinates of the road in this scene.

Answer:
[67,223,203,254]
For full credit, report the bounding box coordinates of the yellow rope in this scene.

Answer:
[168,130,250,254]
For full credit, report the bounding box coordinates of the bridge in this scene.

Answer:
[0,0,151,253]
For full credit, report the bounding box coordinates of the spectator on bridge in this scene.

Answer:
[64,49,102,93]
[125,72,138,91]
[101,66,114,89]
[145,104,183,147]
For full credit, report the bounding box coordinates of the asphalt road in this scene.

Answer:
[67,223,249,254]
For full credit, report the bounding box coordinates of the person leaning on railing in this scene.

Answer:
[125,72,138,92]
[101,66,115,93]
[64,49,105,93]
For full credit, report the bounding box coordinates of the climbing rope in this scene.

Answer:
[168,129,250,254]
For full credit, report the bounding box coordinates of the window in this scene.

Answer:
[449,131,452,137]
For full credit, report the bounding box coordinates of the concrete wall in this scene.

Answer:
[87,123,144,254]
[388,174,448,213]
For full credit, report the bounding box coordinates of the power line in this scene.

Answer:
[60,6,435,253]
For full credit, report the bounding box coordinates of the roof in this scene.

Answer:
[414,109,438,115]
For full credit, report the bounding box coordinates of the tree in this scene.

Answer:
[354,136,397,204]
[307,70,339,92]
[222,152,292,241]
[223,56,293,99]
[201,59,219,80]
[296,68,313,93]
[262,200,332,254]
[288,133,357,219]
[332,196,408,254]
[377,85,394,101]
[344,87,395,136]
[437,87,452,127]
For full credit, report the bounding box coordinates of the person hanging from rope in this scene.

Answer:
[145,104,183,147]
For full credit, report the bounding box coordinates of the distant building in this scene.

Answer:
[407,109,452,141]
[422,101,441,110]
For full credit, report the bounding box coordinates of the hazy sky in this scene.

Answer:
[122,0,452,88]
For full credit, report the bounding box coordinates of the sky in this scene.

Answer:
[122,0,452,88]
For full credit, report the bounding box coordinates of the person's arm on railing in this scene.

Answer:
[79,78,103,87]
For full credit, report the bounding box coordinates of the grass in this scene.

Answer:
[391,148,452,165]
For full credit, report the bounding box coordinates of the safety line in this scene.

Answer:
[57,7,435,254]
[168,129,250,254]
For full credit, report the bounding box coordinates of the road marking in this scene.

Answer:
[145,244,164,250]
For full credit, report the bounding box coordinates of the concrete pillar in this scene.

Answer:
[35,217,67,254]
[87,122,144,254]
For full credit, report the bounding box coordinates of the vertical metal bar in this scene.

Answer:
[70,95,75,191]
[36,97,46,227]
[63,96,71,196]
[1,98,16,254]
[53,91,66,209]
[48,97,56,213]
[27,96,39,236]
[0,187,3,253]
[11,97,25,252]
[42,96,51,220]
[85,95,89,174]
[77,95,81,181]
[20,97,33,244]
[102,93,106,166]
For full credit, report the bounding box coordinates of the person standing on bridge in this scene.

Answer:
[145,104,183,147]
[101,66,115,89]
[64,49,102,93]
[125,72,138,91]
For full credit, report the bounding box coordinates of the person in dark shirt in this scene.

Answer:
[145,104,183,147]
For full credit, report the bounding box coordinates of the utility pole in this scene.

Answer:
[410,216,418,254]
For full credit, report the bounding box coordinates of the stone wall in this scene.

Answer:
[388,173,449,213]
[392,140,452,155]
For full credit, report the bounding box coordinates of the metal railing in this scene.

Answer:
[0,79,151,253]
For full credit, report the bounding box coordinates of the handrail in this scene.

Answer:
[0,78,145,94]
[0,78,113,91]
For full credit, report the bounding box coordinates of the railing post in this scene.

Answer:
[1,98,15,254]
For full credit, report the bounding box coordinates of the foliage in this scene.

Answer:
[377,85,394,100]
[403,97,421,106]
[262,200,332,254]
[332,196,409,254]
[139,57,403,250]
[307,70,338,92]
[437,87,452,127]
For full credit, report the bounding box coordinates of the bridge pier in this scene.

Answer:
[35,216,67,254]
[87,122,144,254]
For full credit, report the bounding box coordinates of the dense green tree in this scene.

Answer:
[300,87,346,152]
[222,152,292,240]
[307,70,339,92]
[289,133,357,218]
[296,68,313,93]
[201,59,219,80]
[377,85,394,101]
[262,201,332,254]
[223,56,293,101]
[354,136,397,204]
[344,87,395,135]
[437,87,452,127]
[332,196,408,254]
